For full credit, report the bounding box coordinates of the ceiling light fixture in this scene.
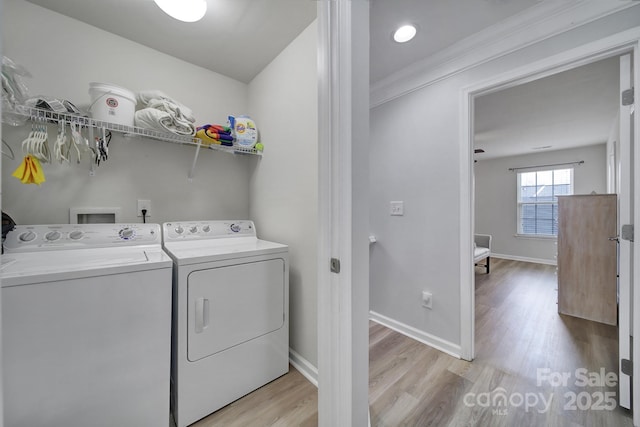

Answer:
[153,0,207,23]
[393,24,417,43]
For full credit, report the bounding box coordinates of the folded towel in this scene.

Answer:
[205,131,233,142]
[196,128,221,145]
[135,108,196,136]
[206,124,232,135]
[195,128,234,146]
[197,124,232,135]
[137,90,195,123]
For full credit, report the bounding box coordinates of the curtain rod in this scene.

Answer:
[508,160,584,172]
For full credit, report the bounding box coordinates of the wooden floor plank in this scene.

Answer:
[188,259,632,426]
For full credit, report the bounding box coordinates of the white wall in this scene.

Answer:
[474,144,607,264]
[369,7,640,352]
[247,23,319,369]
[2,0,250,224]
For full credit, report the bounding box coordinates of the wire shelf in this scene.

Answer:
[14,105,262,155]
[12,105,262,180]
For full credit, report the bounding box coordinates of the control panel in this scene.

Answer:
[163,220,256,241]
[3,223,162,252]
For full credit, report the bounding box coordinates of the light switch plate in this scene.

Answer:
[390,201,404,216]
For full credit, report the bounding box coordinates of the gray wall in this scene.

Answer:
[2,0,250,225]
[248,22,319,369]
[2,0,319,371]
[369,7,640,350]
[474,144,608,264]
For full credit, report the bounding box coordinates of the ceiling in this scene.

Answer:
[24,0,541,85]
[474,56,620,160]
[24,0,318,84]
[370,0,542,84]
[21,0,622,160]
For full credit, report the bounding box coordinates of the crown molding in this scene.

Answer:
[370,0,638,108]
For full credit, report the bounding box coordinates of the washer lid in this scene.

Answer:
[0,247,172,287]
[163,237,288,265]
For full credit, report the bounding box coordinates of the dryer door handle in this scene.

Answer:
[194,297,210,333]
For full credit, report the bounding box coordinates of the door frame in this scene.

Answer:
[317,1,370,426]
[459,26,640,417]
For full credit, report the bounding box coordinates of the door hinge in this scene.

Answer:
[622,88,634,106]
[622,224,634,242]
[622,358,633,376]
[330,258,341,274]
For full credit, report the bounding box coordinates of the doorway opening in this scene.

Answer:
[461,39,638,419]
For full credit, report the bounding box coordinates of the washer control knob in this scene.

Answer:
[119,227,135,240]
[45,231,61,241]
[69,230,84,240]
[230,223,241,233]
[175,226,184,235]
[189,226,198,234]
[18,231,36,242]
[202,225,211,233]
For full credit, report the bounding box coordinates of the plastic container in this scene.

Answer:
[229,115,258,148]
[88,82,136,126]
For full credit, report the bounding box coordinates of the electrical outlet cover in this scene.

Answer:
[390,201,404,216]
[137,199,151,217]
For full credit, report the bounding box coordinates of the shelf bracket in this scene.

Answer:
[188,140,203,181]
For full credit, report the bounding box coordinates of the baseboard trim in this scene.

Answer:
[289,348,318,388]
[492,253,557,266]
[369,311,462,359]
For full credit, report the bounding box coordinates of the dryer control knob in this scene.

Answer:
[69,230,84,240]
[230,223,241,233]
[45,231,61,241]
[119,227,135,240]
[189,226,198,234]
[202,225,211,233]
[18,231,36,242]
[175,226,184,234]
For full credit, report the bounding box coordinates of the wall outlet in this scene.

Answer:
[390,201,404,216]
[422,291,433,309]
[137,199,151,217]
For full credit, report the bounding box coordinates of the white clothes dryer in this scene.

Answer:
[1,223,173,427]
[162,220,289,427]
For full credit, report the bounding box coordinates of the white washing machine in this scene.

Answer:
[162,220,289,427]
[1,223,173,427]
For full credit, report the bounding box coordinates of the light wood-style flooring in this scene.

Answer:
[191,259,632,426]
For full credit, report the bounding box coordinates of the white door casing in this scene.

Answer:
[631,47,640,426]
[317,1,370,426]
[618,52,633,411]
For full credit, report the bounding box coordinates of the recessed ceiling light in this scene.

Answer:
[154,0,207,22]
[393,25,417,43]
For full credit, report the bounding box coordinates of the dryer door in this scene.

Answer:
[187,258,285,361]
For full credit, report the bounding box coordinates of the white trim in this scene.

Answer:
[316,2,337,426]
[631,42,640,427]
[369,311,462,359]
[317,1,370,426]
[460,26,640,421]
[491,253,557,267]
[289,349,318,388]
[459,85,475,362]
[618,52,632,410]
[371,1,637,107]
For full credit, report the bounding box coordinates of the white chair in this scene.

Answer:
[474,234,492,274]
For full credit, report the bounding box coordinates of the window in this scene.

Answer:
[517,168,573,236]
